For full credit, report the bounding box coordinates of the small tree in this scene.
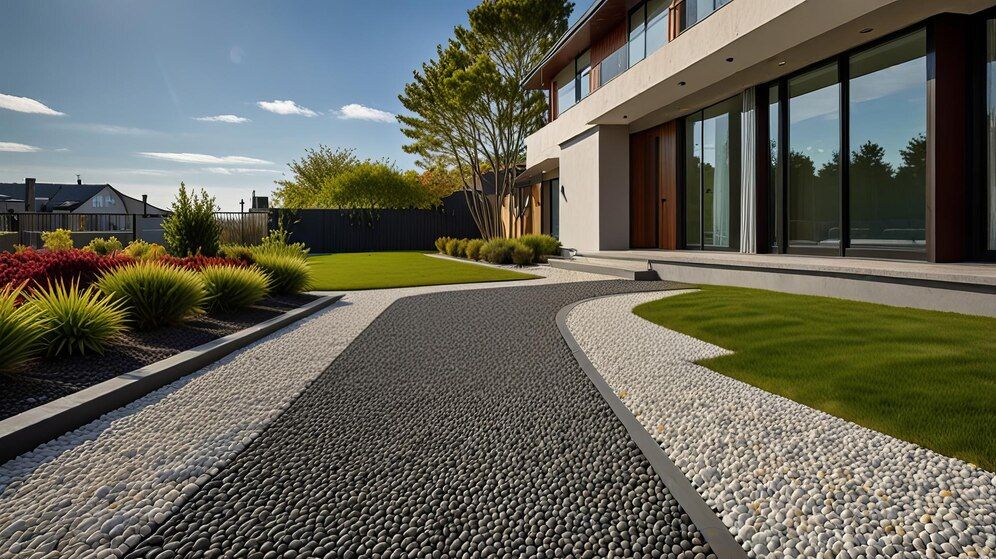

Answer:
[273,145,360,209]
[162,183,222,256]
[317,161,439,210]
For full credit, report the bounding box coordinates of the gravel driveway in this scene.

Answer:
[123,280,715,559]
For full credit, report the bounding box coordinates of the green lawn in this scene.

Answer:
[308,251,538,291]
[633,286,996,471]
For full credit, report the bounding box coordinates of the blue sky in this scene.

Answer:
[0,0,505,210]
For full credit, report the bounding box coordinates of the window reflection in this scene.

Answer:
[988,18,996,250]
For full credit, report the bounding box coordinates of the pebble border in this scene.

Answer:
[565,291,996,559]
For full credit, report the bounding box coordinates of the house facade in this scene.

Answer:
[518,0,996,263]
[0,180,166,215]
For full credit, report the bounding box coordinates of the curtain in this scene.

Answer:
[713,116,731,247]
[740,87,757,253]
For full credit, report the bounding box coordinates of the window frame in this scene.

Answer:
[762,24,930,261]
[553,50,592,118]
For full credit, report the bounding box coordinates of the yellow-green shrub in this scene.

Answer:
[444,238,461,257]
[97,261,206,330]
[465,239,485,261]
[201,265,270,312]
[0,283,48,372]
[479,238,518,264]
[122,239,167,260]
[252,253,314,294]
[42,229,73,252]
[27,280,127,356]
[218,243,255,262]
[518,234,561,263]
[434,236,451,253]
[511,242,534,266]
[84,236,123,256]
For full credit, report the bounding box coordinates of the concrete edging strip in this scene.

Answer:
[556,296,747,559]
[0,292,345,463]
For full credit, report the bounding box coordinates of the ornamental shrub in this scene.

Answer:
[465,239,485,261]
[0,283,48,372]
[518,234,561,263]
[456,238,470,258]
[158,255,244,271]
[42,229,74,252]
[479,238,518,265]
[0,248,132,290]
[444,238,461,256]
[27,280,127,357]
[434,236,451,253]
[201,265,271,312]
[252,253,314,294]
[162,183,222,256]
[122,240,167,261]
[256,228,309,260]
[97,261,206,330]
[511,242,534,266]
[219,244,255,262]
[84,236,123,256]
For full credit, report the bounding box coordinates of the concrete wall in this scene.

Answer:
[558,125,630,251]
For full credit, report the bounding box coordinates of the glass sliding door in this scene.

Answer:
[683,95,741,250]
[788,63,840,250]
[684,114,702,248]
[848,30,926,251]
[549,178,560,238]
[768,84,781,251]
[988,18,996,251]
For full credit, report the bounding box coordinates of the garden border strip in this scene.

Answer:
[0,292,344,464]
[556,295,748,559]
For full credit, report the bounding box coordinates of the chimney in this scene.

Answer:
[142,194,148,217]
[77,174,82,185]
[25,178,36,212]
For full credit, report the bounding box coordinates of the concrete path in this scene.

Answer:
[123,280,715,559]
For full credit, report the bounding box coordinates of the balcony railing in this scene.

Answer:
[599,43,629,87]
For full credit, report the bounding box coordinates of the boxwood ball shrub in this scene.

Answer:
[28,280,127,357]
[252,253,314,294]
[511,242,535,266]
[41,228,74,252]
[465,239,485,261]
[479,238,518,265]
[201,265,271,312]
[0,283,48,373]
[518,234,561,263]
[84,236,123,256]
[97,261,206,330]
[434,236,452,253]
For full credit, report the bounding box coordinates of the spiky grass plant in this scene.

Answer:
[97,261,206,330]
[0,283,48,372]
[251,253,314,294]
[28,280,127,356]
[201,265,271,312]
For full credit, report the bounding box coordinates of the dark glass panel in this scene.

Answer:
[848,30,926,250]
[988,19,996,250]
[684,114,702,247]
[646,0,668,55]
[768,84,780,250]
[701,96,741,249]
[577,50,591,100]
[629,5,646,65]
[788,63,840,248]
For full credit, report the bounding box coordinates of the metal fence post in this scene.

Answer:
[132,214,138,242]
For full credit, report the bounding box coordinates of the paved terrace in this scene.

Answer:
[0,268,715,559]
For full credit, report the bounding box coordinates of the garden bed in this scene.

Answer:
[0,293,318,420]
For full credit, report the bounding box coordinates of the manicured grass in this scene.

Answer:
[633,286,996,470]
[307,251,538,291]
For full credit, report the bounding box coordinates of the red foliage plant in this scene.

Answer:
[0,248,133,291]
[157,255,246,271]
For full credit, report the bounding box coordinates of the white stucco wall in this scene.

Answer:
[558,125,630,252]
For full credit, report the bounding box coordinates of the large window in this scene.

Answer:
[988,18,996,251]
[767,27,930,258]
[683,95,741,250]
[603,0,667,87]
[848,30,926,249]
[788,63,840,249]
[681,0,730,32]
[554,50,591,117]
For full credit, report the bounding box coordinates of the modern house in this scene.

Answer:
[0,179,167,215]
[517,0,996,268]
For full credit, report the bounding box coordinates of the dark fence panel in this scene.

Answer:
[216,211,268,245]
[273,193,480,253]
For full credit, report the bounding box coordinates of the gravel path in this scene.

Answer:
[566,291,996,559]
[121,280,716,559]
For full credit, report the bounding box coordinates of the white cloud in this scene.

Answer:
[0,141,42,153]
[202,167,280,175]
[59,123,157,135]
[54,148,71,152]
[257,99,318,117]
[0,93,65,116]
[138,152,273,165]
[194,114,250,124]
[335,103,396,123]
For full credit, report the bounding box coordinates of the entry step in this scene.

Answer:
[548,256,660,280]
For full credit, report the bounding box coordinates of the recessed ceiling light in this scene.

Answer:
[778,61,787,66]
[678,81,686,86]
[622,115,628,119]
[726,57,734,62]
[860,27,873,33]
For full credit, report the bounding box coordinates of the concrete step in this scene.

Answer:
[547,257,660,280]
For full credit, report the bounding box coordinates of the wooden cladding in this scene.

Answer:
[630,121,678,249]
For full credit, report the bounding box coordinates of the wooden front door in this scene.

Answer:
[630,122,678,249]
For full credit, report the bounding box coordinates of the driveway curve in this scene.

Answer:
[125,280,715,559]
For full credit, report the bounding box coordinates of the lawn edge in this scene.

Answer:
[556,294,748,559]
[0,292,345,464]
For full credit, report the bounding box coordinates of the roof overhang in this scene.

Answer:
[522,0,632,90]
[514,156,559,187]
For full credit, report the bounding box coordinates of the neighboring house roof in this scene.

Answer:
[0,183,168,214]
